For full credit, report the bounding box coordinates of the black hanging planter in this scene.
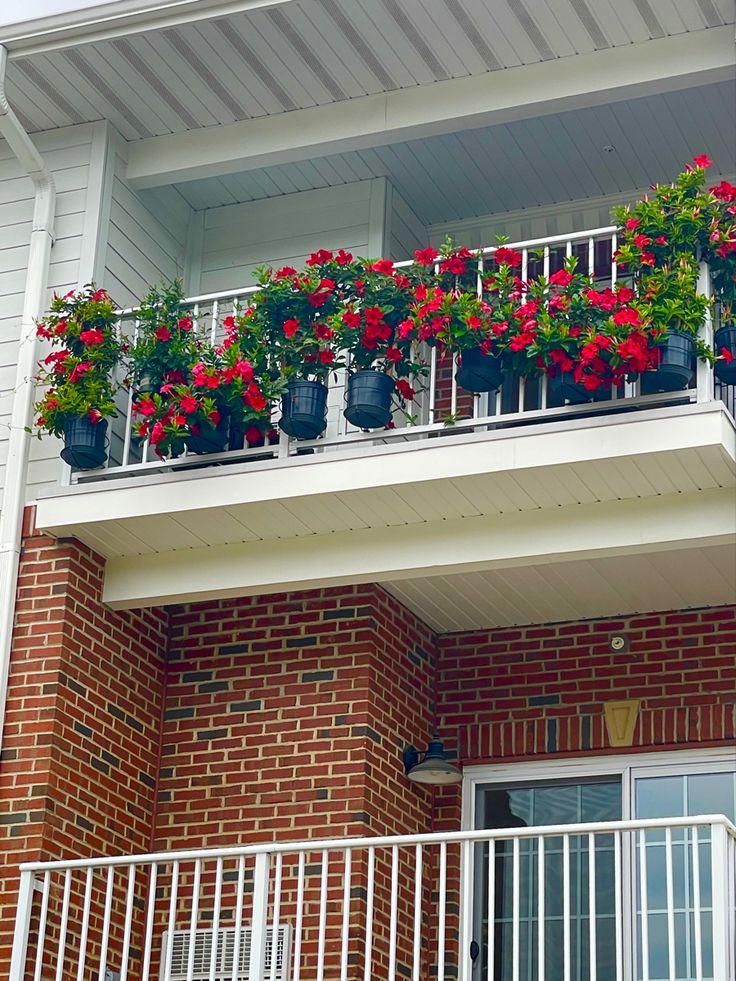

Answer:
[640,330,696,394]
[455,347,503,393]
[186,413,230,454]
[714,324,736,385]
[60,417,108,470]
[344,370,395,430]
[279,379,328,439]
[548,372,613,405]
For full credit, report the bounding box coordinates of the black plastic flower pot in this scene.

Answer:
[714,324,736,385]
[344,370,395,430]
[60,417,108,470]
[279,379,328,439]
[548,372,613,404]
[640,330,696,394]
[186,414,230,454]
[455,347,503,393]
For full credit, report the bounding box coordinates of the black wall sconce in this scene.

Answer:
[402,733,462,786]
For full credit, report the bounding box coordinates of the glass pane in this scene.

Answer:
[687,772,736,821]
[636,776,683,819]
[475,780,621,980]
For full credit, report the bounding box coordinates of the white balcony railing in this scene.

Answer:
[66,227,732,487]
[9,816,736,980]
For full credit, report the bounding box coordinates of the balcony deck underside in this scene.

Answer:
[34,402,736,622]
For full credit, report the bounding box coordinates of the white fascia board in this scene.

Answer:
[102,487,736,608]
[2,0,293,55]
[125,27,736,189]
[33,403,736,535]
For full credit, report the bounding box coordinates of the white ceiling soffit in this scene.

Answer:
[3,0,734,138]
[382,543,736,632]
[164,82,736,225]
[0,0,294,53]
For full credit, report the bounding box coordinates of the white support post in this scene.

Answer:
[696,260,715,404]
[248,852,271,981]
[9,869,34,981]
[710,823,729,981]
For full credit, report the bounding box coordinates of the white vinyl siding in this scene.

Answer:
[196,179,379,295]
[103,158,189,309]
[388,185,427,259]
[426,189,646,249]
[0,123,99,510]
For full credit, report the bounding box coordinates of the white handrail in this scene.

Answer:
[19,813,736,872]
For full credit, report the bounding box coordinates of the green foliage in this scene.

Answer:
[32,285,122,438]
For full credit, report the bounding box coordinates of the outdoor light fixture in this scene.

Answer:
[403,733,462,786]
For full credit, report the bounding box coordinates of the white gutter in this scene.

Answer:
[1,0,293,57]
[0,43,56,752]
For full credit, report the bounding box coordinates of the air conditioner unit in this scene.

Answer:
[160,925,291,981]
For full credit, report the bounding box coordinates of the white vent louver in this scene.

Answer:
[161,926,291,981]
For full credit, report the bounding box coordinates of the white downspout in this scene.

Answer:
[0,44,56,752]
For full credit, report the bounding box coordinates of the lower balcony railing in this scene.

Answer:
[66,226,734,487]
[10,816,736,980]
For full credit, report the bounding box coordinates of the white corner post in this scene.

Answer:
[710,821,730,981]
[8,869,35,981]
[0,43,56,753]
[697,259,715,404]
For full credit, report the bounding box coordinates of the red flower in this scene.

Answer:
[440,255,468,275]
[91,289,109,302]
[236,360,254,382]
[87,408,103,424]
[244,382,267,412]
[283,318,300,338]
[342,311,361,329]
[625,217,639,230]
[208,409,221,425]
[494,247,523,267]
[155,325,171,342]
[640,252,656,266]
[335,249,353,265]
[693,154,713,169]
[720,346,735,365]
[180,395,198,414]
[79,328,104,345]
[133,397,156,418]
[395,379,415,401]
[149,422,166,445]
[415,246,439,266]
[369,259,394,275]
[633,234,651,249]
[397,319,414,340]
[306,249,333,266]
[318,349,334,365]
[223,315,236,331]
[710,180,736,202]
[549,269,573,287]
[177,316,193,332]
[245,425,264,445]
[466,315,482,331]
[314,323,334,340]
[68,361,93,383]
[275,265,298,279]
[384,346,402,362]
[613,307,642,327]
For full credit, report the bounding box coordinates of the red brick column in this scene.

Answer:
[0,512,168,977]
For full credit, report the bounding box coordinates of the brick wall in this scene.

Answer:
[156,584,437,979]
[434,605,736,829]
[0,516,168,976]
[2,513,734,978]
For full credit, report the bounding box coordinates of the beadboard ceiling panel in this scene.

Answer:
[4,0,734,137]
[383,543,736,631]
[169,82,735,226]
